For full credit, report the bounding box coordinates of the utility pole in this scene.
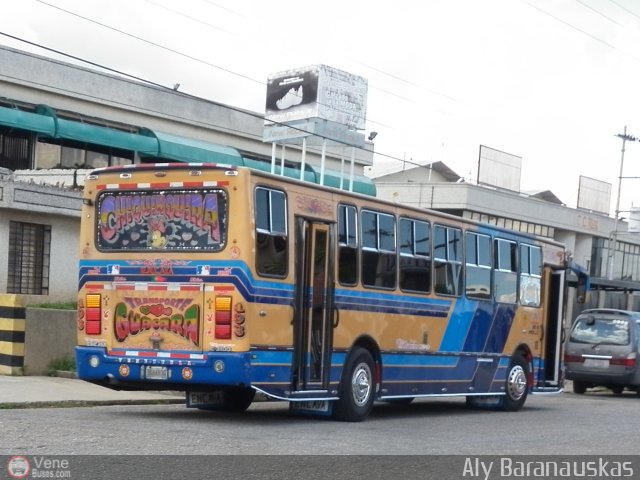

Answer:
[607,127,639,280]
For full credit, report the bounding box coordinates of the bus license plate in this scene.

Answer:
[187,391,224,407]
[583,358,609,368]
[144,365,169,380]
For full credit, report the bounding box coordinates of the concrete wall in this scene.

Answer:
[23,308,76,375]
[0,180,81,304]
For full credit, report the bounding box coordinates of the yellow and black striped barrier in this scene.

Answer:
[0,294,26,375]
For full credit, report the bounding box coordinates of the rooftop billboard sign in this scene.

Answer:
[265,65,367,130]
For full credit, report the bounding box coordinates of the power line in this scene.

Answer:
[34,0,261,85]
[522,0,640,63]
[608,0,640,21]
[0,30,432,172]
[34,0,397,132]
[142,0,234,34]
[574,0,624,26]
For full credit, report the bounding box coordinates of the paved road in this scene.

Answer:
[2,388,639,456]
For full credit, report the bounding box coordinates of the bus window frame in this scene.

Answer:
[255,185,288,278]
[337,203,359,287]
[465,230,492,300]
[494,237,518,304]
[360,208,397,290]
[519,243,542,307]
[398,216,431,294]
[433,224,463,297]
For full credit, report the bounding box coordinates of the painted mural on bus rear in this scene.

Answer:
[75,162,587,421]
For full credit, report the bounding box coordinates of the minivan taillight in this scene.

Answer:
[85,294,102,335]
[611,352,636,368]
[564,353,582,363]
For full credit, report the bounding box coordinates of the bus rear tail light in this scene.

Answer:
[85,294,102,335]
[214,295,232,339]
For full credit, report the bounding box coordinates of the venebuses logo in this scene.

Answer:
[6,456,30,479]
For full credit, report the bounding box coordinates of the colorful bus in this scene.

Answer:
[75,162,586,421]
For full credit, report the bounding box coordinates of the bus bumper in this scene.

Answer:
[75,346,252,390]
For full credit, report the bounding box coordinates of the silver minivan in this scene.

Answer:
[565,308,640,395]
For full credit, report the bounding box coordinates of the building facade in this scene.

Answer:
[0,45,373,304]
[373,163,640,311]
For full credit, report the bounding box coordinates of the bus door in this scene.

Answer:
[543,269,565,386]
[292,218,335,393]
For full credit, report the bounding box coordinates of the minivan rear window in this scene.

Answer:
[570,316,630,346]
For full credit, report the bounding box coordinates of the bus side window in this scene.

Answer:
[255,187,288,277]
[434,225,462,296]
[399,218,431,293]
[338,204,358,285]
[361,210,396,289]
[465,231,491,299]
[494,238,517,303]
[519,244,541,306]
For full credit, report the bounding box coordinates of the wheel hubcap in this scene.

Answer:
[507,365,527,401]
[351,362,372,407]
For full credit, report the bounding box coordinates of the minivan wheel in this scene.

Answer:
[611,386,624,395]
[572,381,586,394]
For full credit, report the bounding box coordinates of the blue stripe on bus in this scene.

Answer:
[484,304,516,353]
[439,296,476,351]
[79,260,455,318]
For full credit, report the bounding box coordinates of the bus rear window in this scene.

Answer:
[96,189,227,251]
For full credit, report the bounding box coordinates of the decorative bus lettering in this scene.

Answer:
[114,302,200,345]
[98,190,221,248]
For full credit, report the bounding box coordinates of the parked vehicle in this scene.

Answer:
[565,309,640,395]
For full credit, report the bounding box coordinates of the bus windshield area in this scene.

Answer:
[96,188,227,251]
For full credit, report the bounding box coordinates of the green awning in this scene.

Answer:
[141,130,244,165]
[0,105,55,135]
[54,118,158,154]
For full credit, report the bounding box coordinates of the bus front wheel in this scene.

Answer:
[333,347,376,422]
[502,354,529,412]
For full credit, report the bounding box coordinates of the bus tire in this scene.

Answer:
[333,347,376,422]
[224,388,255,412]
[502,354,528,412]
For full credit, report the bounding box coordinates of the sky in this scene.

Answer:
[2,0,640,215]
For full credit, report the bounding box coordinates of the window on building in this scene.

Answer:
[399,217,431,293]
[520,244,542,306]
[338,204,358,285]
[361,210,396,289]
[60,145,133,168]
[0,128,31,170]
[434,225,462,296]
[7,221,51,295]
[255,187,287,277]
[494,238,517,303]
[465,232,492,299]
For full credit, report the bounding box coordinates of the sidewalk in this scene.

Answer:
[0,375,184,408]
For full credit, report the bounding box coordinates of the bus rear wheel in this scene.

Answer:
[333,347,376,422]
[502,354,529,411]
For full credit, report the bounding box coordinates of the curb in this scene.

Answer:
[0,398,185,409]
